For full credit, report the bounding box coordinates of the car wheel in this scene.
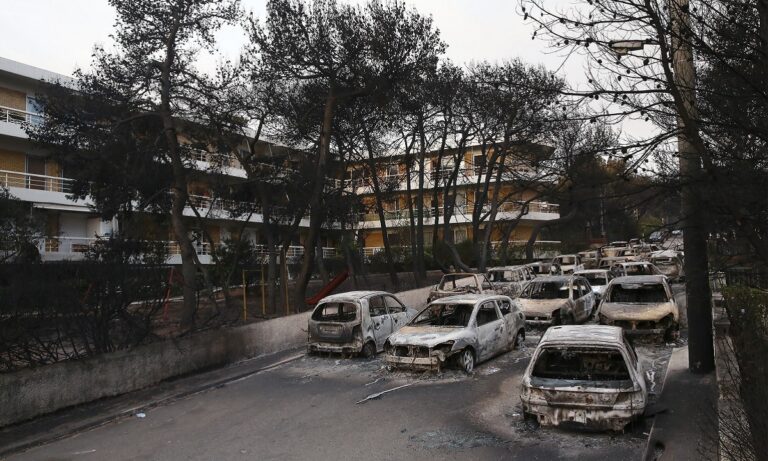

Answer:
[561,312,575,325]
[514,330,525,349]
[361,341,376,359]
[459,348,475,374]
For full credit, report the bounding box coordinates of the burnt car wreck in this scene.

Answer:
[521,326,648,432]
[597,275,679,340]
[384,294,525,373]
[307,291,414,357]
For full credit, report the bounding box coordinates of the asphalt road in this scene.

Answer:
[11,284,686,461]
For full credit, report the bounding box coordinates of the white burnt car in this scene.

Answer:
[487,265,536,298]
[427,272,496,303]
[549,254,584,275]
[649,250,684,281]
[517,276,596,326]
[521,325,648,431]
[597,275,679,340]
[611,261,663,278]
[307,291,417,358]
[573,269,613,301]
[384,294,525,373]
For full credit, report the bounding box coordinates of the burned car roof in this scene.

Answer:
[318,291,391,303]
[610,275,667,284]
[427,293,504,304]
[574,269,610,275]
[527,275,575,283]
[540,325,624,346]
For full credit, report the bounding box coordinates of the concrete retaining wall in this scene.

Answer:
[0,286,432,428]
[0,312,311,428]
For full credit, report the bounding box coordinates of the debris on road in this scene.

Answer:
[356,383,414,404]
[135,412,146,418]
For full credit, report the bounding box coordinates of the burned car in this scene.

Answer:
[517,276,595,326]
[649,250,684,281]
[384,294,525,373]
[520,325,647,431]
[549,254,584,275]
[573,269,612,300]
[611,261,663,278]
[525,261,552,276]
[487,265,536,297]
[597,275,679,339]
[578,250,599,269]
[427,272,496,303]
[307,291,416,358]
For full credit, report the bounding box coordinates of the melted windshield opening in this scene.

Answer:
[623,264,659,275]
[581,273,608,286]
[532,347,630,381]
[557,256,576,265]
[312,302,357,322]
[608,284,669,303]
[489,270,520,282]
[412,303,473,327]
[438,274,478,291]
[521,281,570,300]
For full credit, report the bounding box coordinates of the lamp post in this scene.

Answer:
[610,0,714,373]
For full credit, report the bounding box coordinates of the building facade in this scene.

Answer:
[0,56,559,264]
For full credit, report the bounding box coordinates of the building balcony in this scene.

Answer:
[358,200,560,229]
[0,105,43,138]
[0,169,91,210]
[361,239,561,260]
[35,236,337,264]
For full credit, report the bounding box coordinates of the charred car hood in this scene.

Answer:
[387,325,468,348]
[601,302,677,321]
[519,299,568,316]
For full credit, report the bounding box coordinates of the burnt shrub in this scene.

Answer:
[0,262,168,372]
[723,287,768,461]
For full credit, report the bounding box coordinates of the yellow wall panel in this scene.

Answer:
[0,87,25,110]
[364,231,384,247]
[0,149,25,172]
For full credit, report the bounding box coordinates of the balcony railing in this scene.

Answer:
[362,240,562,260]
[39,237,95,255]
[360,201,559,222]
[0,169,74,193]
[188,149,242,169]
[0,105,43,126]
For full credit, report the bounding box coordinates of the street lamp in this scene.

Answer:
[607,0,715,373]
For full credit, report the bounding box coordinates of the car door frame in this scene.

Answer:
[383,294,409,333]
[473,299,506,361]
[367,295,393,350]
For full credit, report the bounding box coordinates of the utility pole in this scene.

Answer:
[669,0,714,373]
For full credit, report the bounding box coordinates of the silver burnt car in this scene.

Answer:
[521,325,648,431]
[307,291,416,358]
[597,275,679,340]
[384,294,525,373]
[517,275,596,326]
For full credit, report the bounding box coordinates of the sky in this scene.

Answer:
[0,0,584,79]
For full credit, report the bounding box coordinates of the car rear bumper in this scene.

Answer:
[522,402,643,431]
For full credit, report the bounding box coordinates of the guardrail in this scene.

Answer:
[0,169,74,193]
[0,105,43,126]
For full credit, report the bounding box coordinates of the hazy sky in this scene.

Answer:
[0,0,584,79]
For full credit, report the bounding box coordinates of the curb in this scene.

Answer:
[0,352,304,458]
[642,345,684,461]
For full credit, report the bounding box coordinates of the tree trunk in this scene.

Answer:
[525,206,578,260]
[293,93,337,311]
[159,26,197,330]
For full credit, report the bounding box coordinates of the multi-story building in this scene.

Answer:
[347,145,561,258]
[0,56,559,264]
[0,56,339,264]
